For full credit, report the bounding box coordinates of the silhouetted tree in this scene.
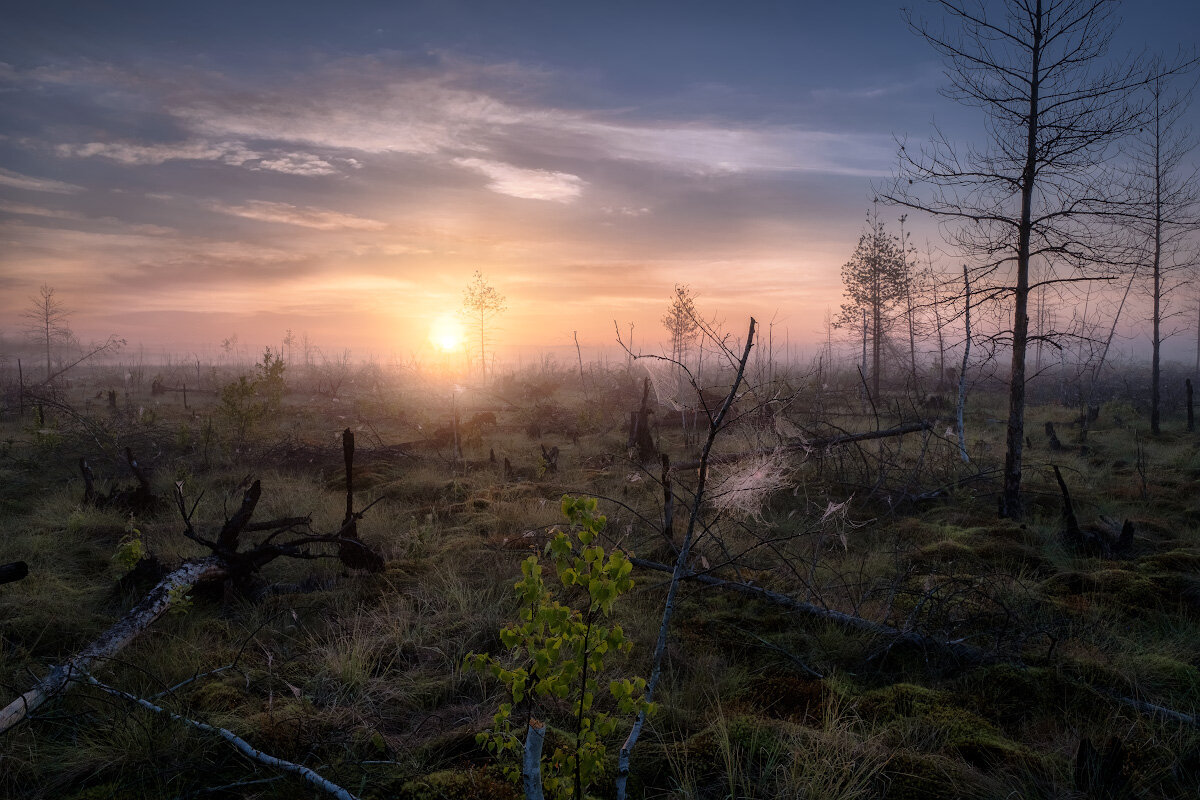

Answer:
[884,0,1179,517]
[461,271,506,379]
[835,207,908,399]
[661,284,700,369]
[1125,66,1200,434]
[22,284,71,382]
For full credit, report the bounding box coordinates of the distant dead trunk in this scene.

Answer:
[627,377,657,463]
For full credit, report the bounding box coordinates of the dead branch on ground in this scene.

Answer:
[0,428,383,735]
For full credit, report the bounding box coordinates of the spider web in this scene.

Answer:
[638,357,690,412]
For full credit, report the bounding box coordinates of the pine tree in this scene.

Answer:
[835,209,909,399]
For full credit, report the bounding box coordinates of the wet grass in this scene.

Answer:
[1,364,1198,798]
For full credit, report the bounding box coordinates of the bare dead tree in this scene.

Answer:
[615,318,756,800]
[883,0,1188,517]
[22,284,70,383]
[1125,64,1200,434]
[958,264,972,462]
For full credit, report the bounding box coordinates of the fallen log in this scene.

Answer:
[1112,694,1199,728]
[671,421,932,472]
[0,556,227,734]
[629,556,988,666]
[630,560,1200,731]
[0,429,384,736]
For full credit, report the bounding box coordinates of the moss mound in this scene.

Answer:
[395,766,519,800]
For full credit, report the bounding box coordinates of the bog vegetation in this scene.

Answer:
[1,305,1198,799]
[3,2,1200,798]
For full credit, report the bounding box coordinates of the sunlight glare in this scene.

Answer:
[429,314,465,353]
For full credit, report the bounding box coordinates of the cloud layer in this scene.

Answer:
[0,50,917,354]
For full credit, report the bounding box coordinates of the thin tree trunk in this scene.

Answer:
[574,330,585,392]
[1186,378,1194,433]
[930,259,946,389]
[1151,86,1164,435]
[627,557,987,665]
[958,265,972,463]
[523,721,546,800]
[1001,0,1042,520]
[860,309,868,403]
[900,218,917,387]
[1194,288,1199,374]
[873,301,883,399]
[86,677,361,800]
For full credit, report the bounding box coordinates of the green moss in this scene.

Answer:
[1138,548,1200,573]
[61,782,126,800]
[186,679,246,712]
[734,674,827,723]
[675,713,801,781]
[860,683,1030,769]
[396,766,519,800]
[882,751,981,800]
[955,665,1067,729]
[913,540,979,566]
[1042,566,1198,617]
[1119,653,1200,698]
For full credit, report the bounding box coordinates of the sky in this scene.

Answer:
[1,0,1197,364]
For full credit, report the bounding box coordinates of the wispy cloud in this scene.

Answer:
[209,200,386,230]
[0,167,84,194]
[453,158,584,201]
[55,140,345,177]
[255,152,338,176]
[57,140,257,166]
[160,67,893,178]
[21,58,895,192]
[0,200,86,219]
[0,201,176,234]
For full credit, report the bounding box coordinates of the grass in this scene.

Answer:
[1,360,1198,798]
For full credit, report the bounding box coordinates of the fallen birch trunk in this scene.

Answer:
[1113,694,1199,728]
[0,429,383,737]
[0,556,227,734]
[670,421,932,472]
[84,675,361,800]
[628,556,989,666]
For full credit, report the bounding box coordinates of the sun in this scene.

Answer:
[429,314,465,353]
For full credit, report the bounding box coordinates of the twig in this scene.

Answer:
[82,674,361,800]
[615,317,757,800]
[628,556,988,666]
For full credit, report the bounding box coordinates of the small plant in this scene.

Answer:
[112,517,145,574]
[467,496,653,799]
[219,348,286,442]
[166,582,193,615]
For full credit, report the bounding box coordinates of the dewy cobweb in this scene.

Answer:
[707,450,790,520]
[639,358,690,412]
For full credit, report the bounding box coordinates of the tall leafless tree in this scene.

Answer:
[883,0,1184,517]
[22,284,71,382]
[1125,66,1199,434]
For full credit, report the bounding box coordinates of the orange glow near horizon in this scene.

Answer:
[429,314,466,353]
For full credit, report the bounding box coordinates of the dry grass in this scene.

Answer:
[1,362,1198,798]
